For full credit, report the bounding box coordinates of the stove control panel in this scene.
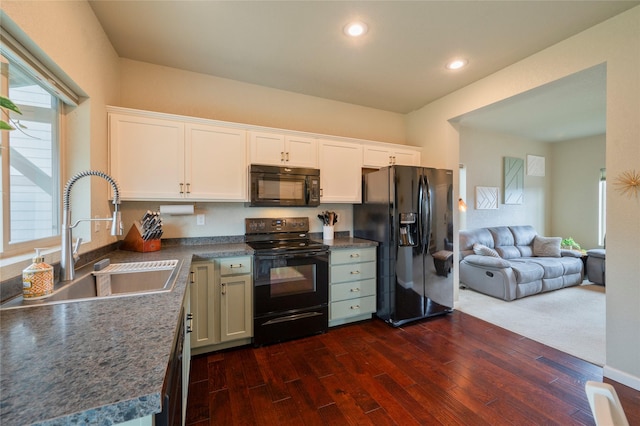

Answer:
[245,217,309,234]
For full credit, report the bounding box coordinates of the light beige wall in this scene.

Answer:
[407,7,640,388]
[118,59,407,145]
[459,127,550,233]
[1,1,120,278]
[118,202,353,240]
[549,134,605,249]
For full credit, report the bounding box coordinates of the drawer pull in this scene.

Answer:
[229,264,243,268]
[186,313,193,333]
[350,270,360,275]
[350,305,360,310]
[350,288,360,292]
[350,253,360,258]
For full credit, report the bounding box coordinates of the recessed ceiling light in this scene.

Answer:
[446,59,468,70]
[344,21,368,37]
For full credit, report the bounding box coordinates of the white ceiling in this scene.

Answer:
[89,1,636,141]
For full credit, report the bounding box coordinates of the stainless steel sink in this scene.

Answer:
[0,259,181,310]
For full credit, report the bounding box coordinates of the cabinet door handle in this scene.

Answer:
[179,183,184,194]
[350,305,360,310]
[281,151,285,162]
[186,183,191,194]
[186,313,193,333]
[350,270,360,275]
[190,271,195,284]
[286,152,290,161]
[221,282,226,295]
[350,253,360,258]
[350,288,360,292]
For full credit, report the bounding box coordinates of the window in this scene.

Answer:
[0,28,74,255]
[598,168,606,246]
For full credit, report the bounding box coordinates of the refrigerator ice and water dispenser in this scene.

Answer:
[399,212,417,246]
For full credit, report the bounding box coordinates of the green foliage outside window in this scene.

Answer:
[0,95,22,130]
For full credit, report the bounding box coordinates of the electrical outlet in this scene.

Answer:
[196,214,205,226]
[94,215,100,233]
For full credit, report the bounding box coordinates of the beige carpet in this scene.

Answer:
[456,283,605,366]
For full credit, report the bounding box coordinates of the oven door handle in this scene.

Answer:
[261,311,324,326]
[256,250,328,260]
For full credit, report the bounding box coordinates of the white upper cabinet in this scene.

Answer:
[109,112,186,200]
[108,108,247,201]
[185,123,247,201]
[362,144,421,168]
[249,131,317,168]
[318,139,363,203]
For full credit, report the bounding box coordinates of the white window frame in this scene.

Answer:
[1,27,77,257]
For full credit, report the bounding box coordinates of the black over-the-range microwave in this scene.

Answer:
[249,164,321,207]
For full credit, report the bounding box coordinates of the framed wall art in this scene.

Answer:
[475,186,499,210]
[527,154,545,177]
[504,156,524,204]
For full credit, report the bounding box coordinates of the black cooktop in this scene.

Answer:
[246,239,327,252]
[245,217,328,253]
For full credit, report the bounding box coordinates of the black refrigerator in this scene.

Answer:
[353,165,454,326]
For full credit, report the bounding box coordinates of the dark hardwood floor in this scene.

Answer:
[186,311,640,425]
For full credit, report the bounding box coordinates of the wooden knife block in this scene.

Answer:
[120,223,161,253]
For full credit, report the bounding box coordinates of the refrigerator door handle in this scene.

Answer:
[418,173,425,247]
[422,173,433,251]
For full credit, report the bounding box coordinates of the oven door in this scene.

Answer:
[250,172,314,207]
[253,249,329,317]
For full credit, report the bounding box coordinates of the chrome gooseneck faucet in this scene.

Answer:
[60,170,123,282]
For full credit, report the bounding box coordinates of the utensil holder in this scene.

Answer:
[323,225,334,240]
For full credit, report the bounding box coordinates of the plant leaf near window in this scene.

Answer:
[0,95,22,130]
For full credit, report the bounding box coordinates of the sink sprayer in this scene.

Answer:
[60,170,123,282]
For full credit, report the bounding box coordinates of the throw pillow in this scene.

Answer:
[532,236,562,257]
[473,243,501,258]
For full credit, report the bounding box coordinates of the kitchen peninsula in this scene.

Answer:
[0,236,375,425]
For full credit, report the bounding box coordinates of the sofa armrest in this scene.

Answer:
[462,254,511,269]
[561,249,582,258]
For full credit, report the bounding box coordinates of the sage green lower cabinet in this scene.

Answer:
[219,259,253,343]
[329,247,377,327]
[190,256,253,355]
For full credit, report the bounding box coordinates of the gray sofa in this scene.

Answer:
[459,225,584,301]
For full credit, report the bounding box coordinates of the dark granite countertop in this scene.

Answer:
[0,243,250,426]
[0,237,373,425]
[316,236,378,249]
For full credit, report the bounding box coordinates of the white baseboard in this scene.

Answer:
[603,365,640,391]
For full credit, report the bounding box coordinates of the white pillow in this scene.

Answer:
[473,243,501,258]
[533,236,561,257]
